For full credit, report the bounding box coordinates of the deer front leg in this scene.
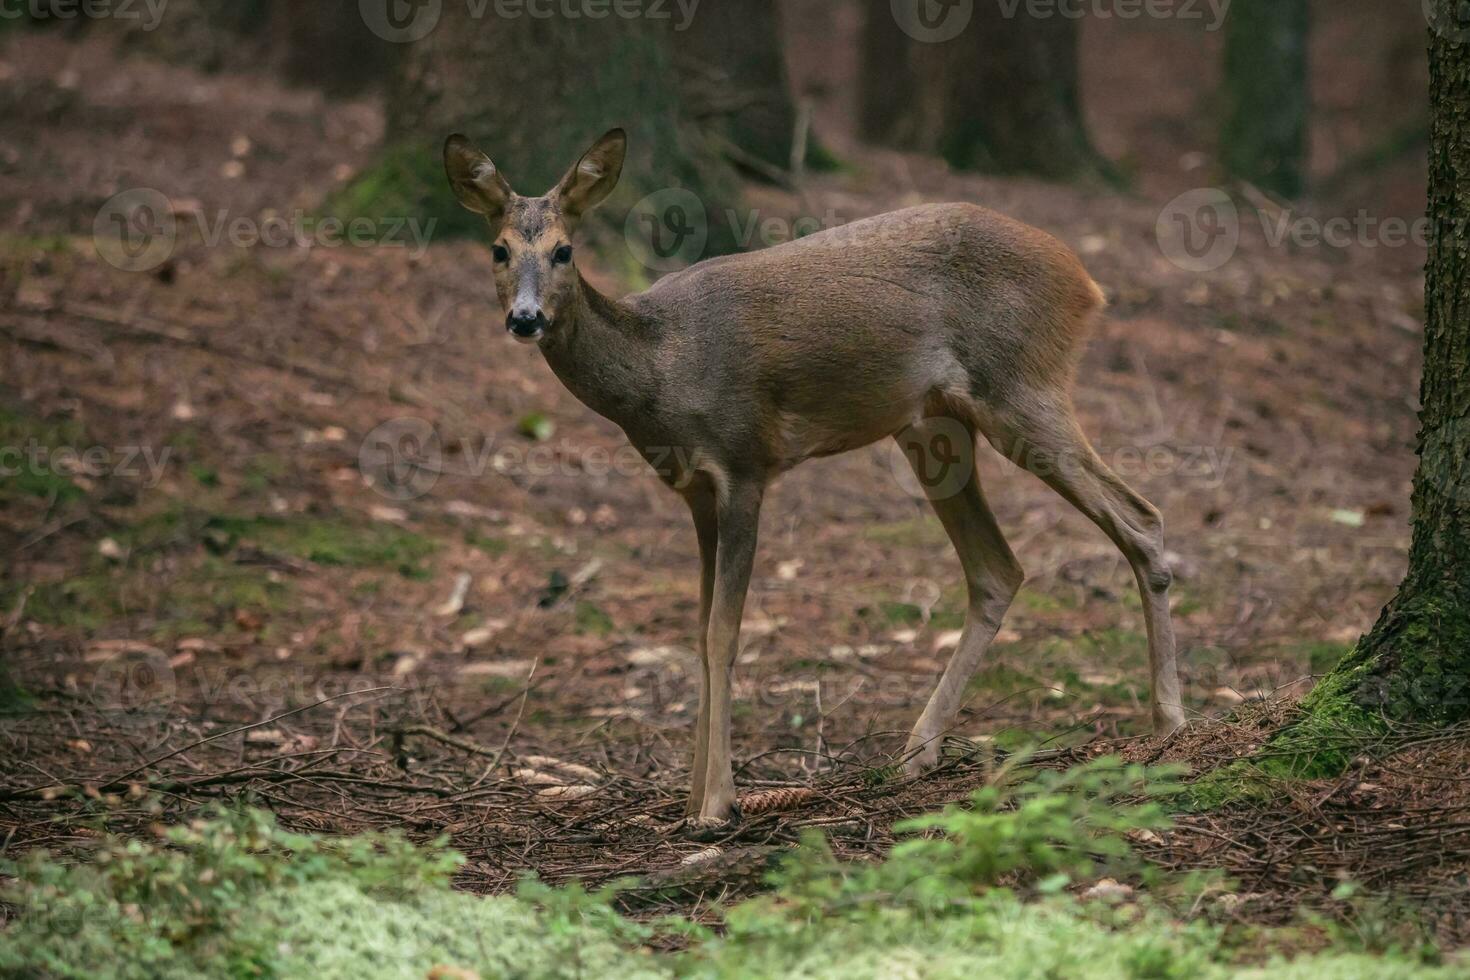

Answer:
[682,484,719,817]
[697,479,762,824]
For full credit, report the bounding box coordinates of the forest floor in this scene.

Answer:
[3,18,1466,954]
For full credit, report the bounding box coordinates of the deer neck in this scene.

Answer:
[539,273,661,428]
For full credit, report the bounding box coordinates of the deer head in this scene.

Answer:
[444,129,626,344]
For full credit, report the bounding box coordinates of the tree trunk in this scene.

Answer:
[267,1,394,97]
[931,4,1105,180]
[1221,0,1309,198]
[1304,2,1470,730]
[858,1,916,146]
[111,0,273,74]
[856,4,1102,178]
[333,9,740,250]
[678,0,805,173]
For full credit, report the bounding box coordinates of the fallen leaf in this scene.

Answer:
[85,640,164,663]
[932,629,964,652]
[460,620,507,649]
[517,412,555,442]
[460,659,534,679]
[435,572,473,617]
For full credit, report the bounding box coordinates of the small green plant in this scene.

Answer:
[3,771,1462,979]
[1320,881,1442,964]
[0,807,462,979]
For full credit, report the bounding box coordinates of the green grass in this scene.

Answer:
[861,517,951,548]
[203,514,436,577]
[464,529,510,557]
[574,600,615,636]
[12,556,286,638]
[3,761,1456,979]
[5,508,436,638]
[0,403,87,505]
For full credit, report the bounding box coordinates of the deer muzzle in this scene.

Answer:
[506,310,548,344]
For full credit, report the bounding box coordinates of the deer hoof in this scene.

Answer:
[903,736,943,776]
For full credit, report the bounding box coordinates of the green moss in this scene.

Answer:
[861,517,950,547]
[1295,590,1470,736]
[878,601,924,626]
[14,557,287,638]
[465,530,509,557]
[574,600,615,636]
[325,140,485,242]
[968,663,1044,698]
[0,663,34,717]
[15,573,119,631]
[242,454,290,493]
[188,463,219,487]
[1018,590,1070,613]
[205,515,436,576]
[1077,629,1150,666]
[0,403,87,504]
[1184,670,1388,810]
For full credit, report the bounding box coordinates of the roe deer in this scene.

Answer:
[444,128,1186,824]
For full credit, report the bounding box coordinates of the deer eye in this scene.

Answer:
[491,244,510,264]
[552,244,573,265]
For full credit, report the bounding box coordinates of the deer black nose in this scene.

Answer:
[506,310,548,342]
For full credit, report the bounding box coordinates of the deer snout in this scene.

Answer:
[506,309,548,344]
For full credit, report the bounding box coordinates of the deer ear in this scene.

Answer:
[552,128,626,218]
[444,134,513,220]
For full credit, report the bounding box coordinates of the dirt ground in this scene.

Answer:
[1,2,1459,945]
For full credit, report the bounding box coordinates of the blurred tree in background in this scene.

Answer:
[857,1,913,147]
[267,2,393,97]
[858,2,1106,181]
[332,6,742,250]
[934,5,1104,179]
[679,0,815,175]
[1221,0,1309,197]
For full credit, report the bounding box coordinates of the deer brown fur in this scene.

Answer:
[445,128,1186,824]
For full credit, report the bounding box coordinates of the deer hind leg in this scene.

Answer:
[681,481,719,817]
[896,419,1024,773]
[987,397,1186,734]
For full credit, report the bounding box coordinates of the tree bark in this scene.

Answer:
[925,4,1105,179]
[267,1,394,97]
[1221,0,1310,198]
[335,8,740,248]
[858,1,916,146]
[856,4,1103,178]
[678,0,806,173]
[1305,1,1470,728]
